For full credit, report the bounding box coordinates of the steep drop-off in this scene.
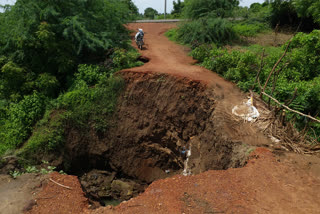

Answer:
[51,71,250,204]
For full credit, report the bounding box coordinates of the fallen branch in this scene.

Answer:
[49,178,72,190]
[261,92,320,123]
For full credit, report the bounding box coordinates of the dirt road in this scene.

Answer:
[126,23,271,147]
[25,23,320,213]
[106,22,320,213]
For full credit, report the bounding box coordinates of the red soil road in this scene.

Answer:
[125,23,236,88]
[28,23,320,214]
[125,23,271,147]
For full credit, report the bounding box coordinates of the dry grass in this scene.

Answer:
[251,93,320,155]
[245,31,293,46]
[226,31,294,51]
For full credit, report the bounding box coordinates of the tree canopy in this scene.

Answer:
[0,0,133,100]
[293,0,320,24]
[183,0,239,19]
[172,0,185,17]
[144,7,158,19]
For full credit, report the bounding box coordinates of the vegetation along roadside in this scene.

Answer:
[166,0,320,143]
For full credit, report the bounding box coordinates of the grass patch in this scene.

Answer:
[165,28,179,43]
[232,22,269,37]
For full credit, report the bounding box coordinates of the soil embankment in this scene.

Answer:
[2,22,320,214]
[52,71,250,205]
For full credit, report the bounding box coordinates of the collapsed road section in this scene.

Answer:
[61,71,250,205]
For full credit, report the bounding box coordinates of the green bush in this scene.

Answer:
[35,73,60,97]
[177,18,237,46]
[19,72,125,159]
[233,23,268,37]
[197,48,258,91]
[19,109,67,159]
[112,48,143,70]
[75,64,106,86]
[165,29,179,42]
[0,0,134,105]
[189,44,215,62]
[285,30,320,81]
[0,92,47,152]
[190,30,320,140]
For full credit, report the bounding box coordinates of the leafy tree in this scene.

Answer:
[0,0,141,156]
[172,0,185,17]
[293,0,320,24]
[270,0,298,27]
[250,3,263,12]
[0,0,131,99]
[183,0,239,19]
[121,0,139,19]
[269,0,318,30]
[144,7,158,19]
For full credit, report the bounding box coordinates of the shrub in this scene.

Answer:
[112,48,143,70]
[190,44,216,62]
[19,73,125,159]
[190,30,320,140]
[183,0,238,19]
[165,29,179,42]
[177,18,237,46]
[0,92,47,153]
[75,64,106,86]
[35,73,60,97]
[200,48,258,91]
[19,109,67,159]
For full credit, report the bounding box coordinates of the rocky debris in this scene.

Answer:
[0,156,20,174]
[80,170,146,204]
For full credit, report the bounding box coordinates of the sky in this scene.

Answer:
[132,0,265,14]
[0,0,14,6]
[0,0,265,14]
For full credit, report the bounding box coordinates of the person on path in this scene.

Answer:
[135,28,144,42]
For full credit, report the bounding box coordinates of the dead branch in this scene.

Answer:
[261,92,320,123]
[49,178,72,190]
[261,40,292,97]
[252,49,265,90]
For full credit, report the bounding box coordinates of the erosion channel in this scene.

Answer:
[54,71,251,206]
